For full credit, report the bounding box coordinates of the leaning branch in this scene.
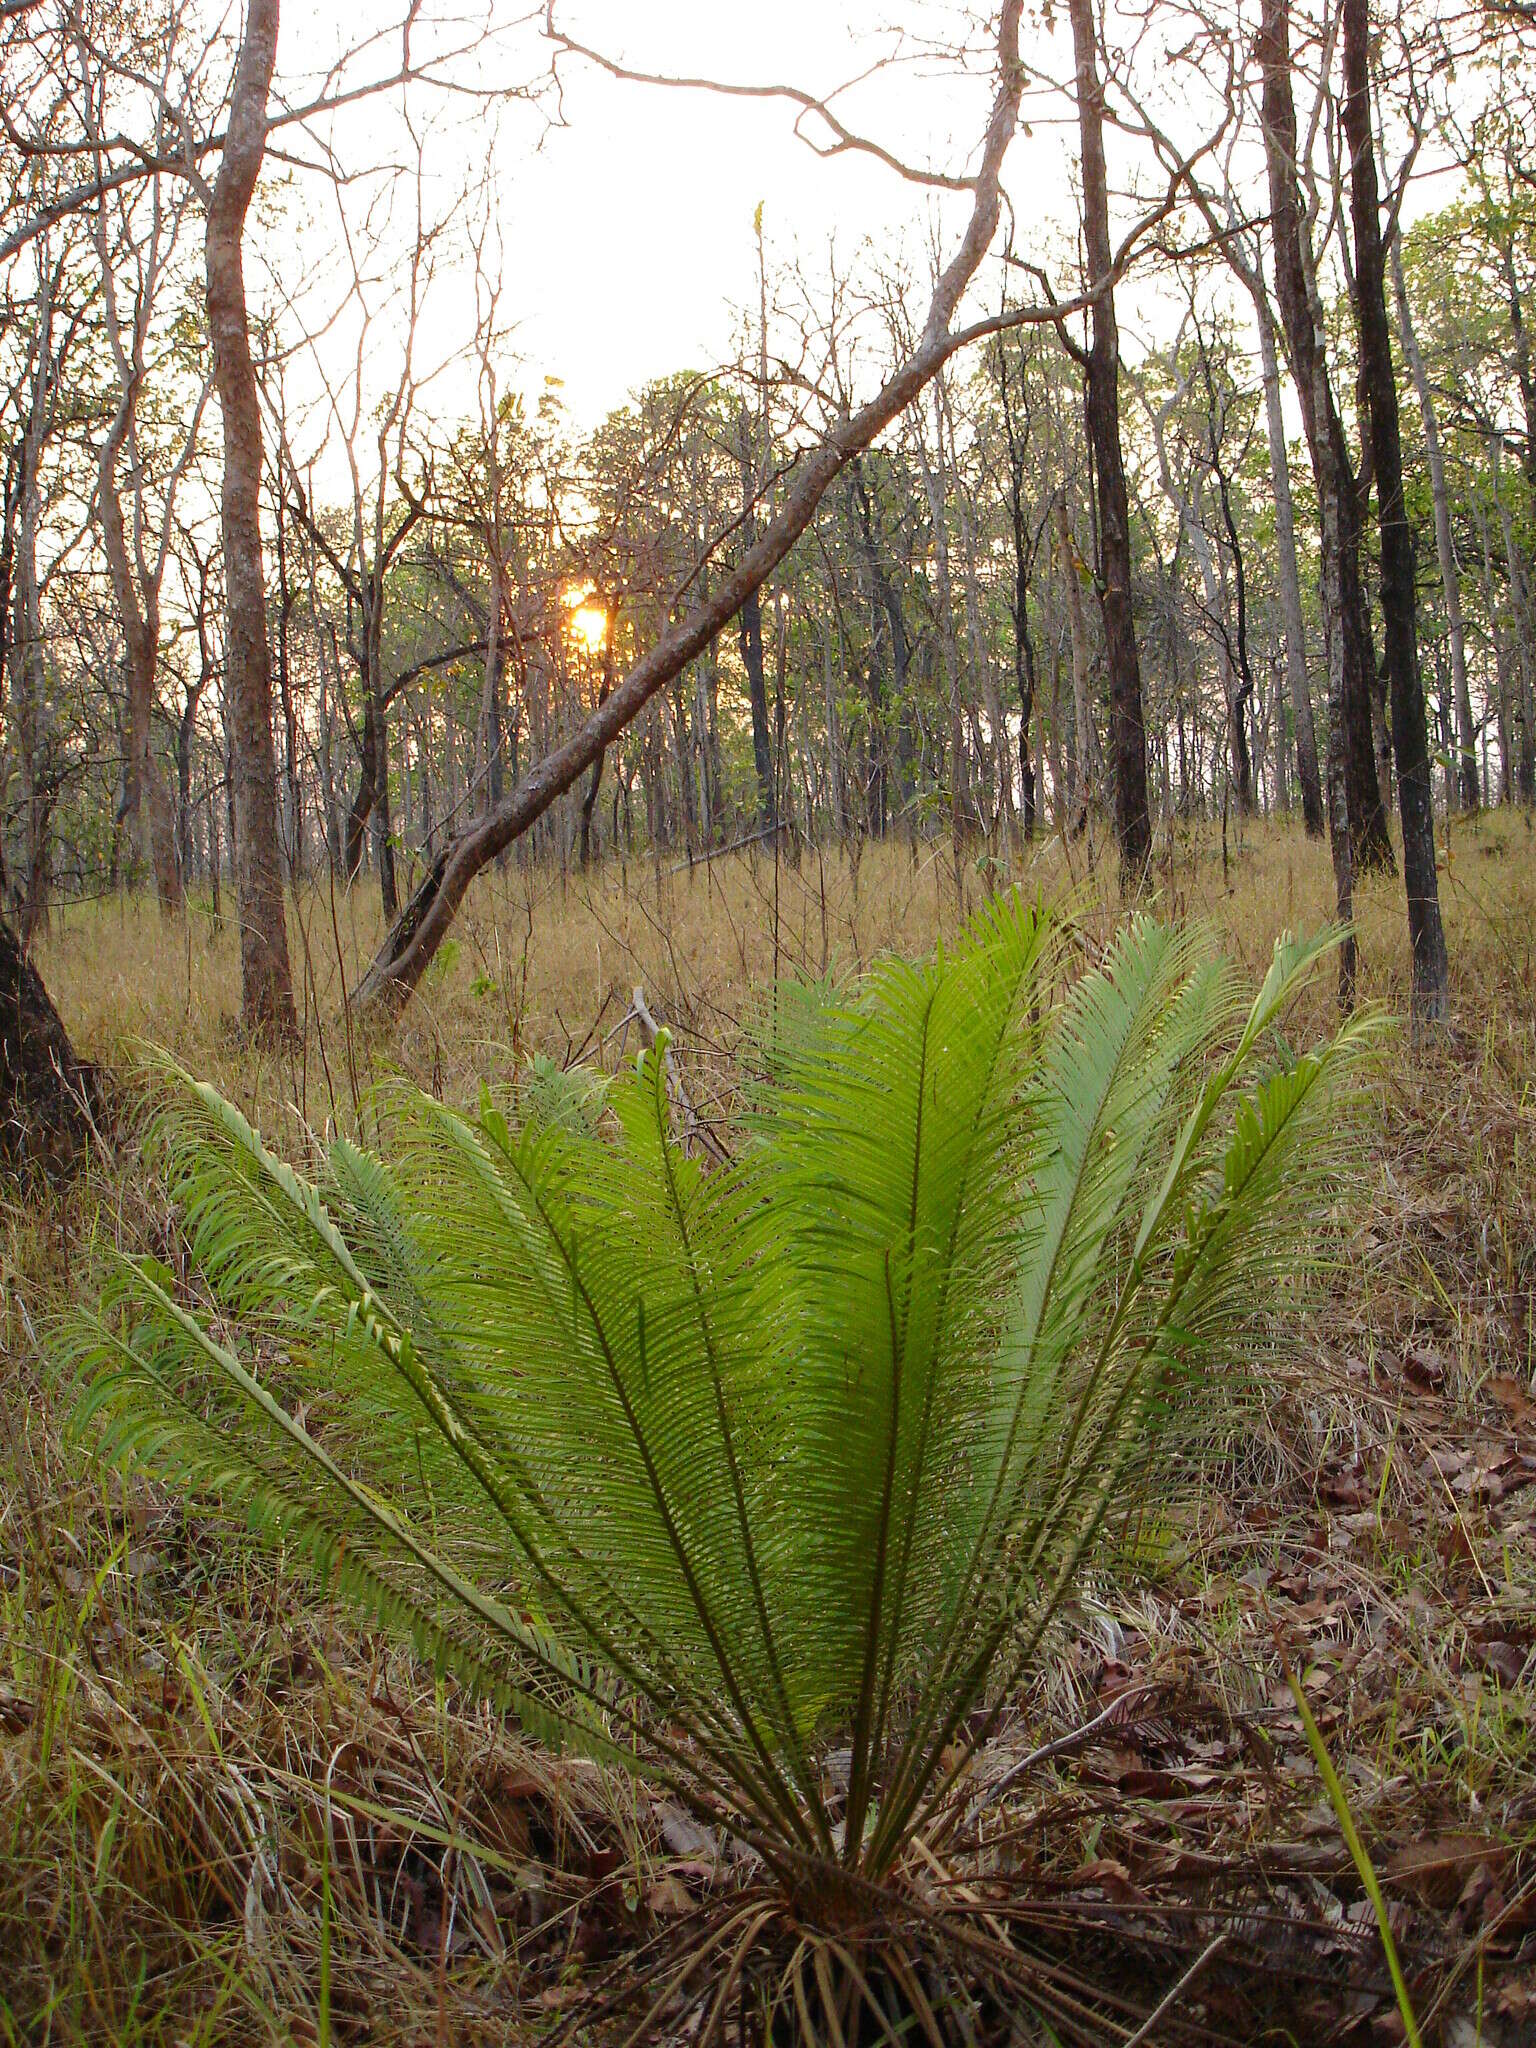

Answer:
[352,3,1199,1021]
[355,5,1037,1017]
[544,10,978,193]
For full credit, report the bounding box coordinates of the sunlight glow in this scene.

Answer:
[566,588,609,654]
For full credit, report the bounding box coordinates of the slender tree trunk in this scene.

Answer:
[1210,466,1257,816]
[272,494,302,873]
[1391,241,1476,809]
[920,381,968,890]
[579,631,613,866]
[1013,571,1038,841]
[345,688,378,881]
[372,706,397,917]
[1271,656,1291,813]
[1501,242,1536,518]
[1487,242,1536,802]
[1055,495,1096,828]
[1492,443,1536,806]
[1253,290,1325,830]
[960,491,1011,840]
[946,379,1012,843]
[1260,0,1361,999]
[1068,0,1150,880]
[97,463,182,912]
[1258,0,1391,891]
[480,561,507,820]
[177,683,203,886]
[1341,0,1447,1023]
[996,350,1039,838]
[204,0,296,1040]
[736,409,776,830]
[7,439,54,946]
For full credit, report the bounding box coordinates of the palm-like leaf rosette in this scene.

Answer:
[63,902,1371,1904]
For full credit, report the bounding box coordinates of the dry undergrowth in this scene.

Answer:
[3,809,1534,2043]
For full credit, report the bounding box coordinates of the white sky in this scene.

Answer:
[278,1,1088,451]
[266,0,1476,488]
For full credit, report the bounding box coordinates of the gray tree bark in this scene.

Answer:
[1253,283,1325,833]
[1068,0,1151,881]
[1341,0,1448,1025]
[1390,238,1477,811]
[204,0,297,1040]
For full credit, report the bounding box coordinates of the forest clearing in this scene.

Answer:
[5,0,1536,2040]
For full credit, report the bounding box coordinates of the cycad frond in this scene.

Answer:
[61,901,1372,1893]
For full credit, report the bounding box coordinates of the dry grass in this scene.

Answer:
[37,804,1531,1121]
[4,808,1535,2043]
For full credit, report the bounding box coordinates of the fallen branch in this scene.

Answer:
[630,985,731,1169]
[667,822,787,875]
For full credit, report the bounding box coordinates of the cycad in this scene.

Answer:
[64,902,1369,2031]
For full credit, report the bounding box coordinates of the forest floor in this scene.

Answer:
[2,809,1534,2045]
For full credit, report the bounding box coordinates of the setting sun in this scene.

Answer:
[571,602,608,654]
[563,583,609,654]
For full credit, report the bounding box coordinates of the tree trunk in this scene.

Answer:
[1259,0,1361,1000]
[344,687,378,882]
[737,409,776,830]
[0,914,99,1176]
[480,562,508,821]
[996,350,1039,839]
[7,438,54,946]
[97,460,182,912]
[1341,0,1447,1024]
[1390,239,1477,810]
[920,380,969,886]
[1475,506,1514,799]
[1068,0,1151,880]
[1055,495,1097,827]
[177,683,204,886]
[204,0,297,1041]
[372,711,397,918]
[1210,466,1257,817]
[1492,443,1536,807]
[579,632,614,866]
[1258,0,1392,892]
[1254,280,1324,831]
[947,382,1012,842]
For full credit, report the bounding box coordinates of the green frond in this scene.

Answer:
[58,901,1371,1892]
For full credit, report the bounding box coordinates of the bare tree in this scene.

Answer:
[1340,0,1447,1024]
[205,0,296,1039]
[3,240,84,945]
[1066,0,1152,880]
[1258,0,1393,888]
[86,82,210,914]
[1391,234,1478,811]
[1258,0,1387,1000]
